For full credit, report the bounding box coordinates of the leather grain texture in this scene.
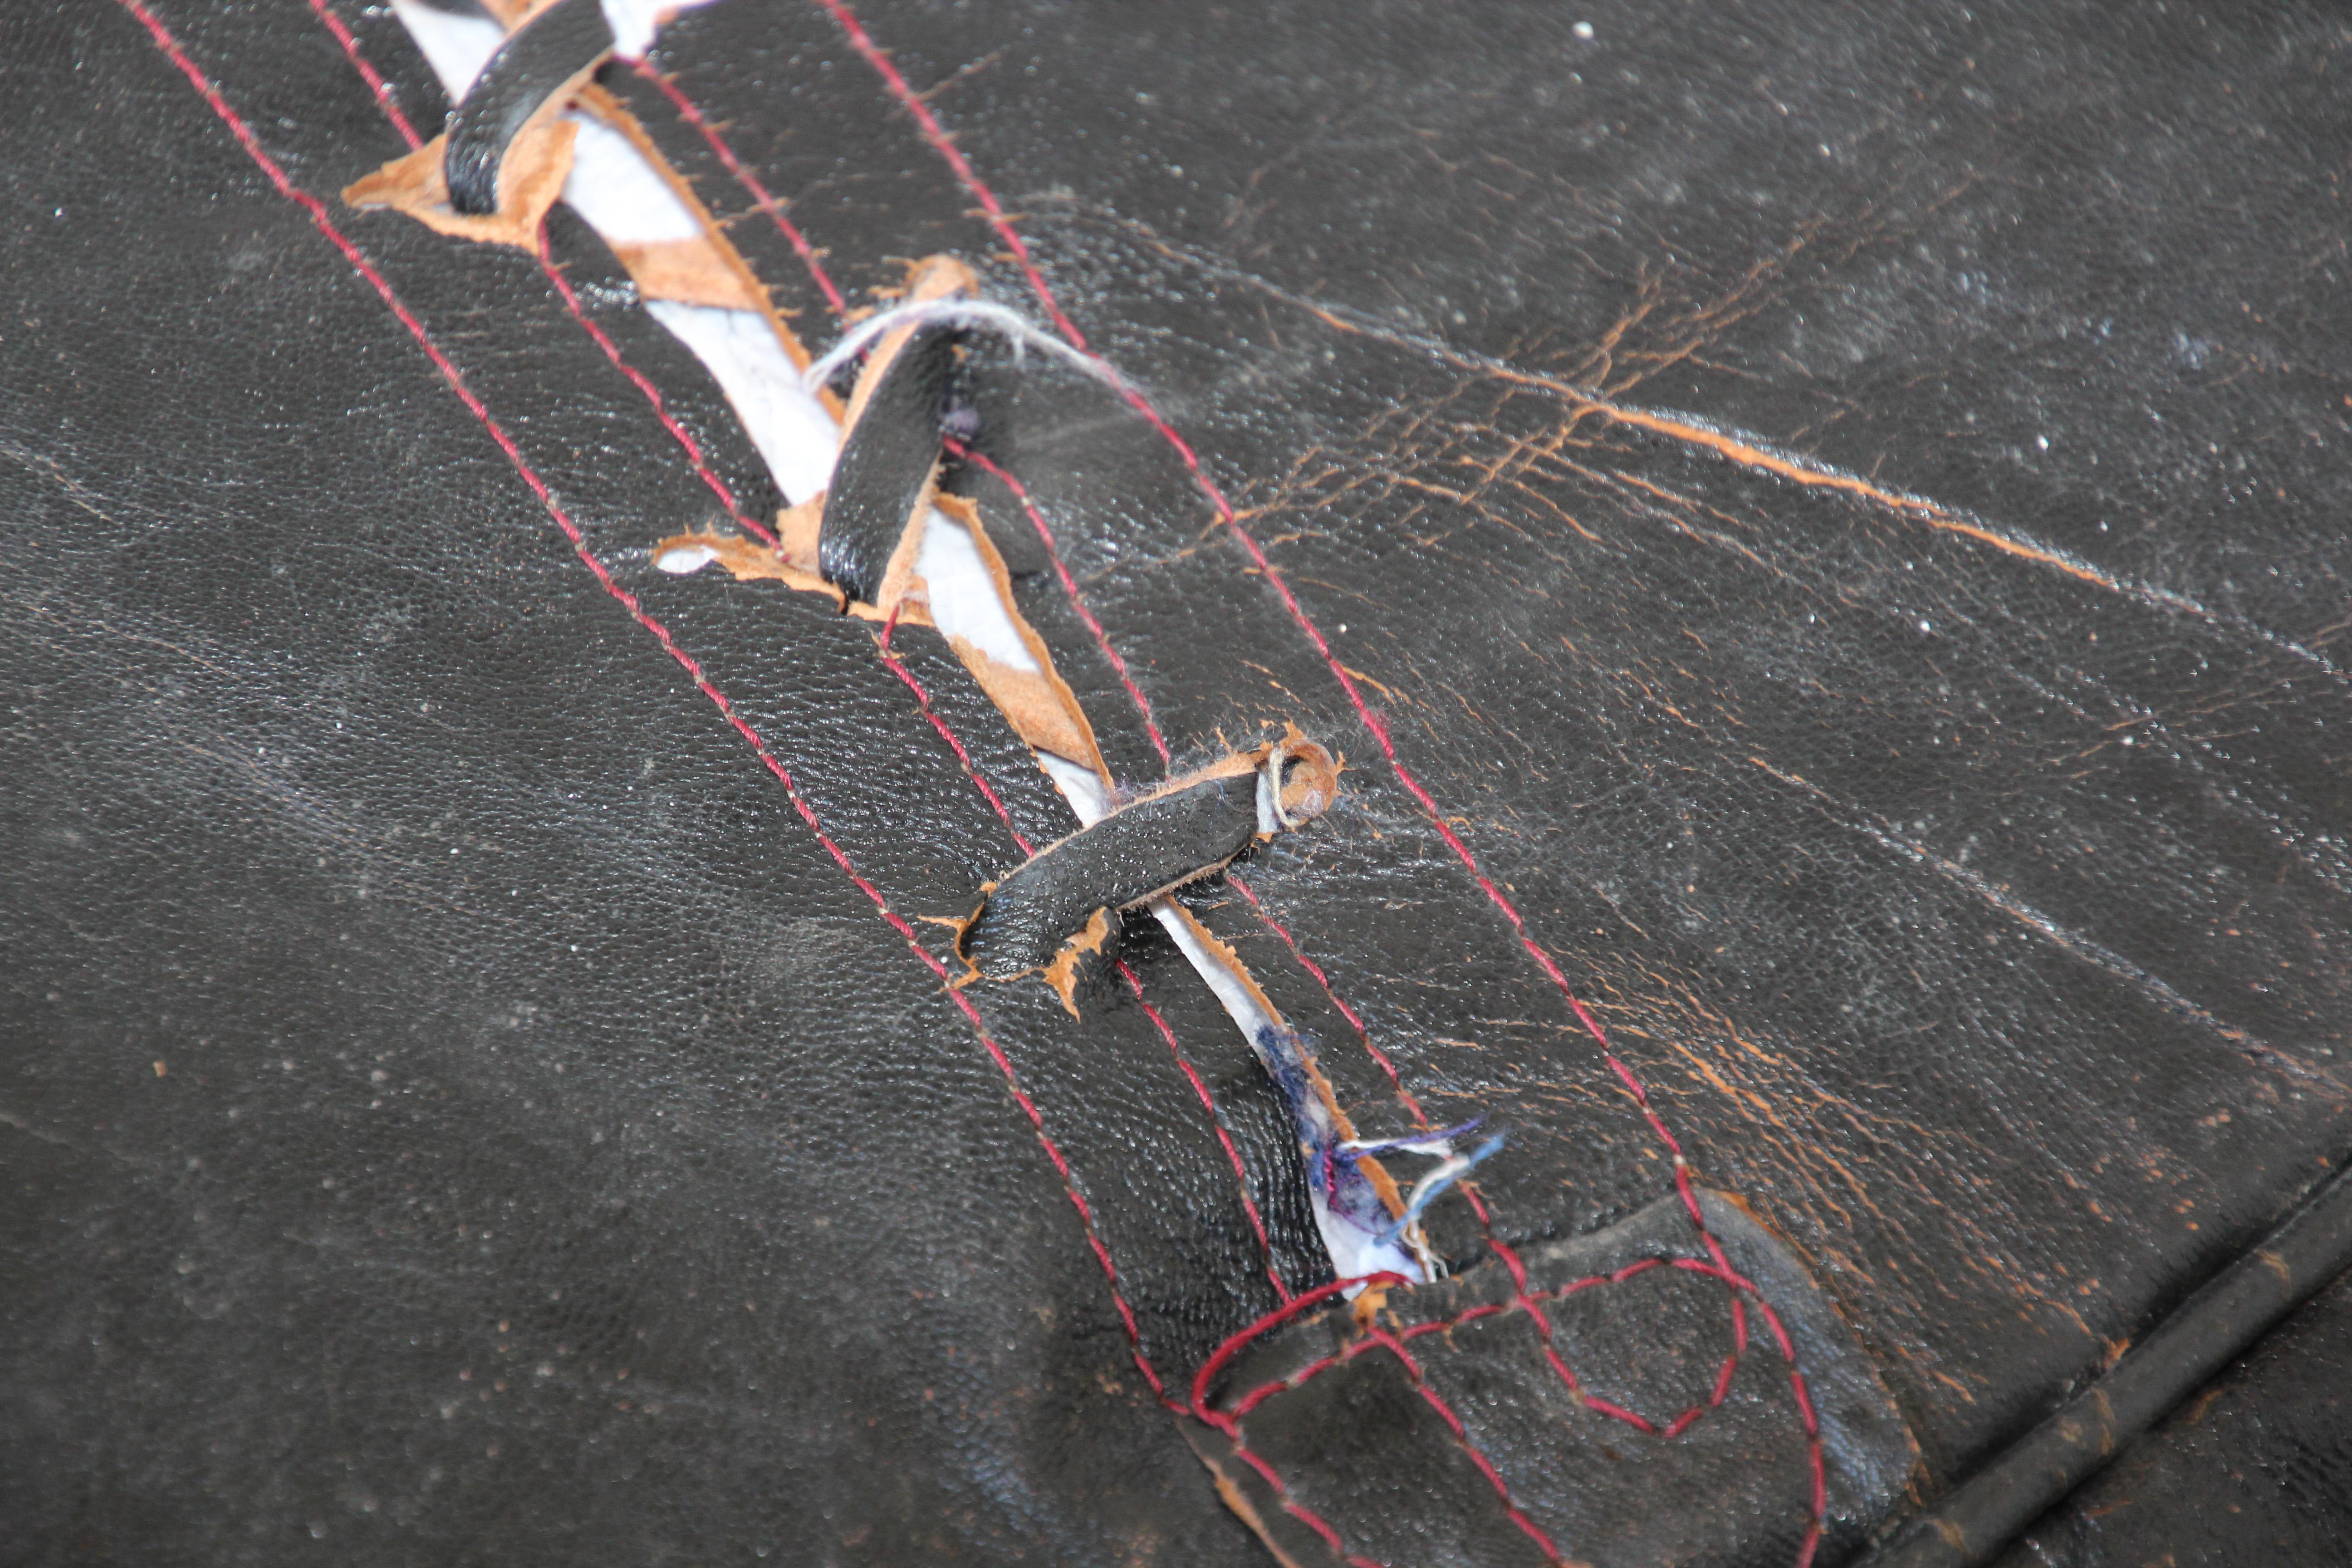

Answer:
[1993,1271,2352,1568]
[5,2,2349,1565]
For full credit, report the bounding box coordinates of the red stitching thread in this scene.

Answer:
[317,2,1816,1548]
[1211,1255,1822,1566]
[945,439,1171,767]
[134,0,1164,1398]
[535,226,779,546]
[1222,877,1422,1116]
[809,0,1083,348]
[303,0,421,149]
[629,59,851,320]
[1364,1324,1569,1562]
[814,6,1825,1556]
[1189,1272,1409,1415]
[1221,1257,1736,1434]
[1117,961,1292,1303]
[872,631,1029,843]
[1220,1433,1393,1568]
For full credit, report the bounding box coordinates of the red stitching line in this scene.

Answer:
[944,439,1171,768]
[872,629,1029,844]
[816,5,1825,1555]
[1186,1280,1406,1566]
[628,59,851,320]
[1116,960,1292,1304]
[809,0,1083,347]
[1225,1257,1731,1433]
[1220,1433,1394,1568]
[1221,877,1421,1113]
[1215,1257,1821,1567]
[303,0,421,149]
[135,0,1162,1398]
[1364,1324,1569,1563]
[794,0,1518,1259]
[1190,1272,1409,1415]
[514,15,1803,1555]
[535,226,779,546]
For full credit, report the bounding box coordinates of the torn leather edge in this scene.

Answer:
[1856,1159,2352,1568]
[343,116,579,250]
[344,12,790,326]
[571,80,806,339]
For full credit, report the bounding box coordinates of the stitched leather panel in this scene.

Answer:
[629,0,2352,1552]
[1,5,1305,1562]
[1196,1193,1912,1568]
[9,1,2350,1566]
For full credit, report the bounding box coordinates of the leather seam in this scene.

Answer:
[809,3,1832,1560]
[309,0,1298,1326]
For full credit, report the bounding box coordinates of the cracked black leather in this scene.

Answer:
[6,4,2350,1568]
[1862,1162,2352,1567]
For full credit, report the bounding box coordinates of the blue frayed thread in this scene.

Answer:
[1256,1026,1396,1241]
[1257,1024,1497,1265]
[1374,1133,1506,1247]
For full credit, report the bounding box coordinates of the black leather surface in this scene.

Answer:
[6,1,2349,1565]
[1994,1271,2352,1568]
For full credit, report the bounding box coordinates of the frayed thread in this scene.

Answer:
[1339,1118,1483,1159]
[802,298,1136,399]
[1375,1133,1505,1247]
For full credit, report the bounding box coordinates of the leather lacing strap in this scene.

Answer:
[441,0,612,215]
[952,734,1341,992]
